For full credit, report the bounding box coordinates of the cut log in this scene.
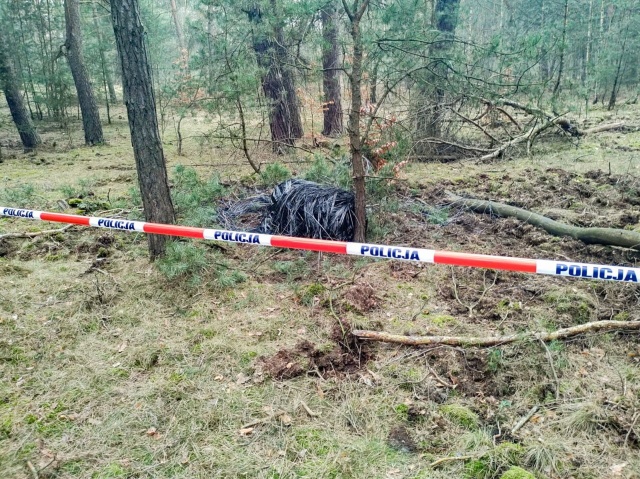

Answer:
[352,320,640,347]
[448,193,640,251]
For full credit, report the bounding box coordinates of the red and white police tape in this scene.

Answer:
[2,206,639,283]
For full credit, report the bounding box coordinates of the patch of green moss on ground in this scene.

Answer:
[500,466,536,479]
[439,404,479,429]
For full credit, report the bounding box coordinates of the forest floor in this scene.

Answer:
[1,103,640,479]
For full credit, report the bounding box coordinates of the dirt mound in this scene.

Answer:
[261,322,373,380]
[344,283,380,312]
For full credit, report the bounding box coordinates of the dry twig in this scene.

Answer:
[0,224,74,240]
[352,320,640,346]
[511,405,540,434]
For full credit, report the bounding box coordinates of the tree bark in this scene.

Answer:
[353,320,640,347]
[321,1,343,137]
[64,0,104,145]
[0,31,41,151]
[248,1,304,153]
[342,0,370,242]
[448,193,640,251]
[110,0,176,260]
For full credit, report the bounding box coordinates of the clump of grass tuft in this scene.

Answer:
[524,437,566,475]
[560,400,610,434]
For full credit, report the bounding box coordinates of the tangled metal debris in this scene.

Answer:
[219,179,358,241]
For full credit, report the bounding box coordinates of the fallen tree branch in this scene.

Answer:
[447,193,640,251]
[0,224,74,240]
[582,122,626,135]
[477,117,557,161]
[352,320,640,346]
[490,98,624,137]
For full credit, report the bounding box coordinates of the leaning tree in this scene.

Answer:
[0,30,41,151]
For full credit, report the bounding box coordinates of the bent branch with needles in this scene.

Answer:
[352,320,640,346]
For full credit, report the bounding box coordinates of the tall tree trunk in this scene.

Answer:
[342,0,370,242]
[16,4,43,120]
[64,0,104,145]
[248,1,304,153]
[608,28,628,111]
[321,1,343,137]
[110,0,176,260]
[92,2,117,103]
[414,0,460,154]
[0,32,41,151]
[552,0,569,100]
[169,0,187,57]
[369,58,379,104]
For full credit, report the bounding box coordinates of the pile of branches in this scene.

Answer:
[420,97,626,162]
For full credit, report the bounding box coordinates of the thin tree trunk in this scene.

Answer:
[414,0,460,154]
[169,0,187,57]
[110,0,176,260]
[92,2,117,103]
[0,32,41,151]
[16,4,43,120]
[321,1,343,137]
[608,29,628,111]
[342,0,370,242]
[369,59,378,104]
[552,0,568,99]
[64,0,104,145]
[248,1,304,153]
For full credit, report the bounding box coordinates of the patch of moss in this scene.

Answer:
[394,403,409,421]
[499,466,536,479]
[543,289,594,323]
[613,311,630,321]
[299,283,326,306]
[440,404,479,429]
[431,314,458,327]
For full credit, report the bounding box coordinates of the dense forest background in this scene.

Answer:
[2,0,639,154]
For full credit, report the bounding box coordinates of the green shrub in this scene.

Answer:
[1,183,37,208]
[157,241,245,288]
[304,155,352,189]
[172,165,225,226]
[157,241,208,285]
[260,162,291,187]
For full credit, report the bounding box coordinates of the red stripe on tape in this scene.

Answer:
[434,251,537,273]
[40,212,91,226]
[143,223,205,239]
[271,236,348,254]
